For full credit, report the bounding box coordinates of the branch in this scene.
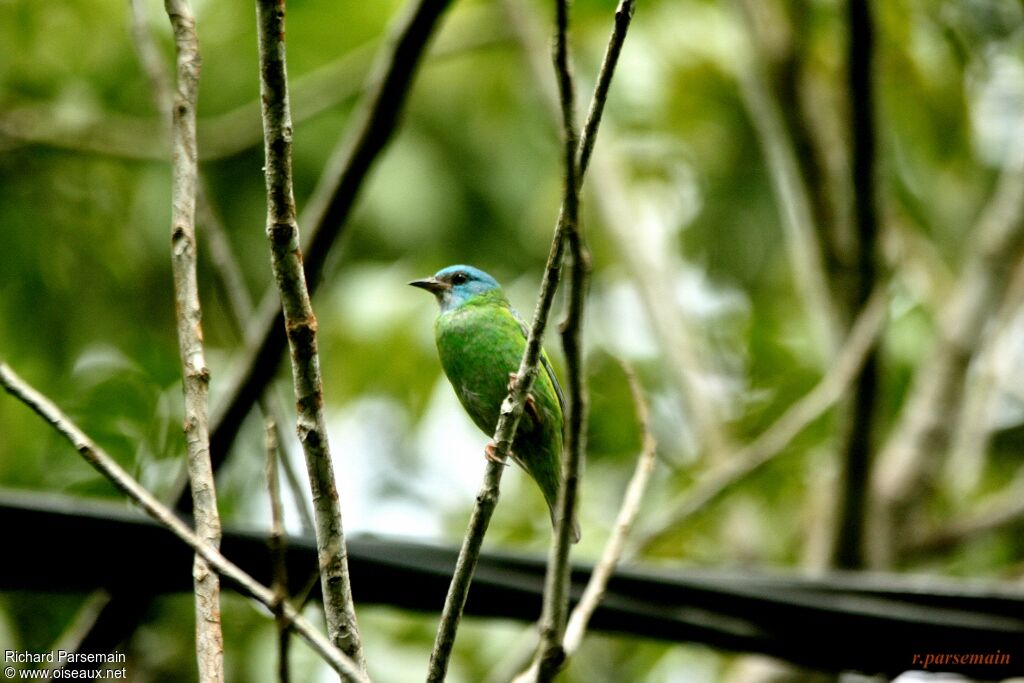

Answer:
[208,0,452,485]
[255,0,364,668]
[196,185,316,535]
[637,285,887,551]
[514,365,658,682]
[535,0,584,679]
[265,421,291,683]
[425,3,635,681]
[503,0,732,464]
[563,365,655,654]
[828,0,881,570]
[128,0,318,538]
[162,1,224,679]
[0,364,367,683]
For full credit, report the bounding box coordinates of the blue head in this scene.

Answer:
[409,265,502,313]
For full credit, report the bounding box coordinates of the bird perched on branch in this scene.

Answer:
[410,265,579,542]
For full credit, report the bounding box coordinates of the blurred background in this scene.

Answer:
[2,0,1024,680]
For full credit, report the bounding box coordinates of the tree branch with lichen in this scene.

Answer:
[162,0,224,679]
[209,0,453,480]
[255,0,364,669]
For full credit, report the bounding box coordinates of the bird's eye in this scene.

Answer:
[451,272,468,285]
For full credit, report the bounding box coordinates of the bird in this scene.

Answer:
[410,265,580,543]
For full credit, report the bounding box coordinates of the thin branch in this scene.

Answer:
[162,1,224,679]
[197,188,316,535]
[127,0,316,537]
[130,0,173,121]
[514,366,659,682]
[563,365,655,655]
[0,364,367,683]
[637,285,888,551]
[265,421,291,683]
[208,0,452,483]
[255,0,364,669]
[829,0,881,570]
[535,0,584,679]
[425,4,635,681]
[868,117,1024,568]
[504,0,732,465]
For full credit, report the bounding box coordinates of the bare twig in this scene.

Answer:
[535,0,584,680]
[514,366,658,682]
[504,0,732,465]
[130,0,173,120]
[0,364,367,683]
[128,0,316,537]
[196,189,316,535]
[209,0,452,481]
[425,4,636,681]
[255,0,364,668]
[869,118,1024,567]
[563,366,655,654]
[265,421,291,683]
[162,1,224,679]
[637,286,888,550]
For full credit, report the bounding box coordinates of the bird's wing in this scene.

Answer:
[509,306,566,414]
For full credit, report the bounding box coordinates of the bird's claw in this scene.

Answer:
[508,372,541,423]
[484,441,508,465]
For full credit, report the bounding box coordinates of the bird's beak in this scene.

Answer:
[408,276,449,294]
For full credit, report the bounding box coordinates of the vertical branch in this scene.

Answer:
[255,0,364,669]
[130,0,316,537]
[208,0,452,476]
[536,0,584,679]
[513,366,657,682]
[505,0,732,464]
[830,0,881,570]
[265,421,291,683]
[425,162,569,683]
[163,0,224,679]
[425,4,635,680]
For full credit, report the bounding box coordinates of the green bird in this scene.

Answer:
[411,265,580,543]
